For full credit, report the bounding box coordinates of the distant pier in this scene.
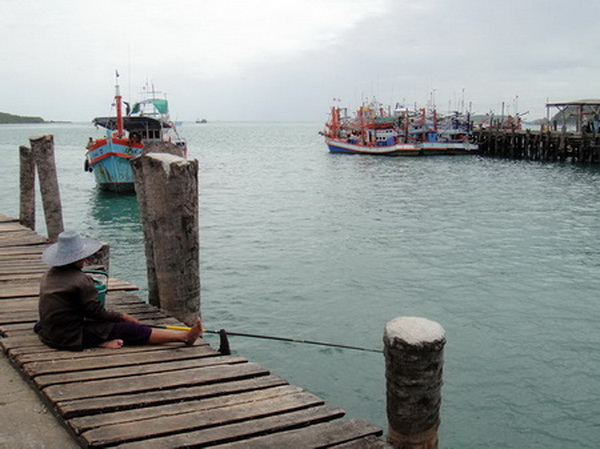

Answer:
[474,129,600,163]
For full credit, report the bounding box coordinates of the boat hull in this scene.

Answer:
[326,138,420,156]
[85,138,143,191]
[419,142,479,155]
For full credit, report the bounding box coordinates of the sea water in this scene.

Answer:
[1,122,599,448]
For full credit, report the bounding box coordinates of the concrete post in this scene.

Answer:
[19,145,36,230]
[30,135,64,241]
[384,317,446,449]
[132,152,200,325]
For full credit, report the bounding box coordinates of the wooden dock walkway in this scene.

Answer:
[0,214,389,449]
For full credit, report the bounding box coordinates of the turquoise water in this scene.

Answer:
[1,122,599,448]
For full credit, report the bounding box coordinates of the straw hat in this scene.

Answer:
[42,231,103,267]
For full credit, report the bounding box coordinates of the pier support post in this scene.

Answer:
[19,145,36,230]
[384,317,446,449]
[30,135,64,241]
[132,152,200,325]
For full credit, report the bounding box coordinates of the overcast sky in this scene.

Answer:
[2,0,599,122]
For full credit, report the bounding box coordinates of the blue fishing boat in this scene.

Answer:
[85,75,186,191]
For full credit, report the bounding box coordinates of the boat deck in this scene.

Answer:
[0,214,390,448]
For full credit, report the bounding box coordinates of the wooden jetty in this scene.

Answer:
[0,214,390,448]
[473,128,600,163]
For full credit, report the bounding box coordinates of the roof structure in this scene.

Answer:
[546,100,600,132]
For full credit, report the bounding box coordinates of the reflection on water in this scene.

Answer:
[84,188,146,295]
[89,189,139,225]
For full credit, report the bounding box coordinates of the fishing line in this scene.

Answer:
[148,324,382,354]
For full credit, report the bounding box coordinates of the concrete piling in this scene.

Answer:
[132,151,200,325]
[384,317,446,449]
[19,145,36,230]
[29,135,64,241]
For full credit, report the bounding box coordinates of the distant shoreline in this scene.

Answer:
[0,111,45,124]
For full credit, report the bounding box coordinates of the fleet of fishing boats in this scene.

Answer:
[322,100,479,156]
[84,77,481,192]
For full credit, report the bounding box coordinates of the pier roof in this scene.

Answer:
[546,99,600,107]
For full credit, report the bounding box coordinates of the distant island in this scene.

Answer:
[0,111,45,124]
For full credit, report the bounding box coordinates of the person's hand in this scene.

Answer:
[121,313,140,324]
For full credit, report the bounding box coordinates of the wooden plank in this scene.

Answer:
[43,362,270,402]
[112,405,345,449]
[13,341,208,364]
[0,232,48,247]
[0,310,37,323]
[0,321,40,335]
[0,272,44,281]
[0,278,137,299]
[23,344,221,376]
[0,223,35,232]
[33,354,247,388]
[58,375,288,418]
[329,435,395,449]
[70,384,306,434]
[0,334,44,351]
[208,419,383,449]
[0,297,38,312]
[79,390,325,447]
[0,214,19,223]
[0,245,46,255]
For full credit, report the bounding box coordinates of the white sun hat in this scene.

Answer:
[42,231,103,267]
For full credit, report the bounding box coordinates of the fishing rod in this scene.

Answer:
[148,324,383,354]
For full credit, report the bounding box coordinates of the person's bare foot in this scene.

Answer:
[185,319,203,346]
[99,339,124,349]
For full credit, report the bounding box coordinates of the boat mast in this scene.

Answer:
[115,71,124,138]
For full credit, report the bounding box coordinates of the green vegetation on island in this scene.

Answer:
[0,111,45,124]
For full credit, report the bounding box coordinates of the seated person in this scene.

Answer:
[35,230,202,351]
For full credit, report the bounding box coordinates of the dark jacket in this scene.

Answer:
[37,265,123,350]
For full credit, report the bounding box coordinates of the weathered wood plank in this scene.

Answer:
[111,405,345,449]
[0,278,137,299]
[79,390,324,447]
[70,385,306,434]
[12,341,207,364]
[43,362,270,402]
[0,334,44,351]
[34,354,247,388]
[208,419,383,449]
[0,232,48,247]
[23,344,221,376]
[329,435,395,449]
[0,272,44,281]
[0,223,36,232]
[0,297,38,312]
[0,310,37,323]
[0,245,46,255]
[0,214,19,223]
[57,375,288,418]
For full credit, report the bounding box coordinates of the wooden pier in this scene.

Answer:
[473,128,600,163]
[0,214,390,449]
